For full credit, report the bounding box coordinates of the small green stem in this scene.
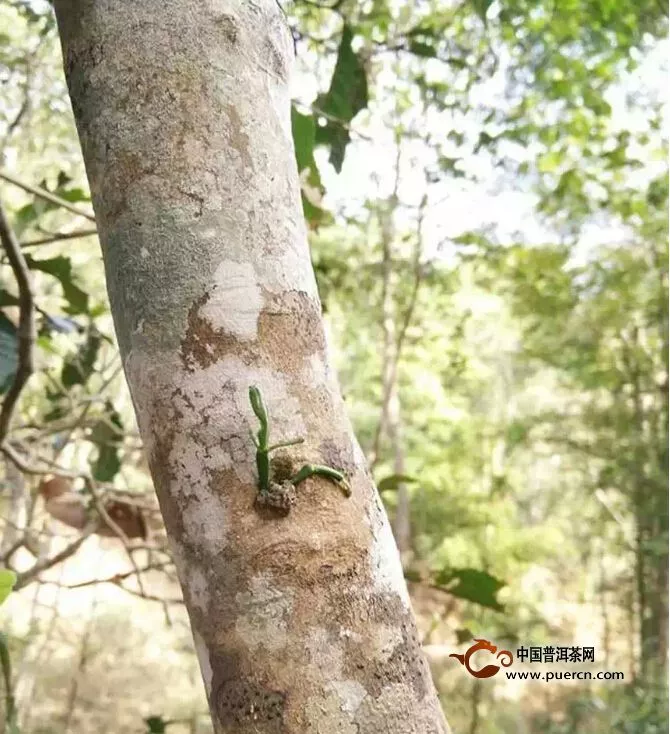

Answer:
[256,449,270,493]
[290,464,352,496]
[249,386,350,501]
[249,386,269,448]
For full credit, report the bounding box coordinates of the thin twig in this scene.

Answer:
[85,478,148,597]
[0,33,45,155]
[0,199,35,442]
[0,170,96,222]
[295,0,346,10]
[0,442,83,478]
[298,103,373,142]
[394,193,428,359]
[109,584,183,605]
[52,562,183,604]
[61,586,99,732]
[0,537,24,565]
[57,562,172,590]
[13,527,95,590]
[20,228,98,248]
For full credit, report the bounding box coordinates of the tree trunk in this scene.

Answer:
[388,384,411,558]
[373,191,411,558]
[53,2,449,732]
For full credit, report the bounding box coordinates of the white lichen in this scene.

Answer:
[186,562,211,616]
[235,574,293,652]
[305,692,358,734]
[367,502,412,609]
[373,624,404,662]
[181,493,229,554]
[327,680,368,714]
[306,627,343,677]
[201,260,263,340]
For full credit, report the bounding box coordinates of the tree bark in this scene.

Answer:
[53,2,449,732]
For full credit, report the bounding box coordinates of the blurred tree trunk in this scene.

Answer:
[1,458,26,554]
[372,168,411,558]
[53,1,449,732]
[379,217,411,558]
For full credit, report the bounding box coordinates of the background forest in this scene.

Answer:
[0,0,668,732]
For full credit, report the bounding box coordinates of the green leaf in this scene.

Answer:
[292,107,320,187]
[0,568,17,605]
[377,474,419,493]
[0,289,19,308]
[62,328,101,387]
[433,568,506,611]
[145,716,167,734]
[0,314,18,394]
[455,628,474,645]
[408,40,438,58]
[93,444,121,482]
[314,25,368,173]
[90,401,124,482]
[291,106,328,228]
[13,201,41,236]
[472,0,493,23]
[10,177,90,237]
[57,187,90,203]
[25,255,89,315]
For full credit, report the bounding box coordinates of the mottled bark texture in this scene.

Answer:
[53,1,450,731]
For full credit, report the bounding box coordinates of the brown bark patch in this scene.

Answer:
[180,292,247,372]
[207,466,366,588]
[215,679,286,731]
[104,150,157,220]
[215,14,240,44]
[257,290,325,373]
[180,289,323,374]
[210,651,286,732]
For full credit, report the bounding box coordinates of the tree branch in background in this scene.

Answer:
[13,527,95,590]
[47,563,183,605]
[58,561,173,591]
[0,199,36,442]
[0,32,46,155]
[0,441,82,478]
[370,184,427,468]
[20,228,98,248]
[0,170,96,222]
[0,630,17,733]
[85,477,148,597]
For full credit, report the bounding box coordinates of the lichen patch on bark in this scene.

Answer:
[181,286,323,377]
[304,691,359,734]
[235,574,294,652]
[327,679,368,714]
[201,260,264,340]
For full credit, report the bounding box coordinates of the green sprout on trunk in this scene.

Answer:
[248,386,351,511]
